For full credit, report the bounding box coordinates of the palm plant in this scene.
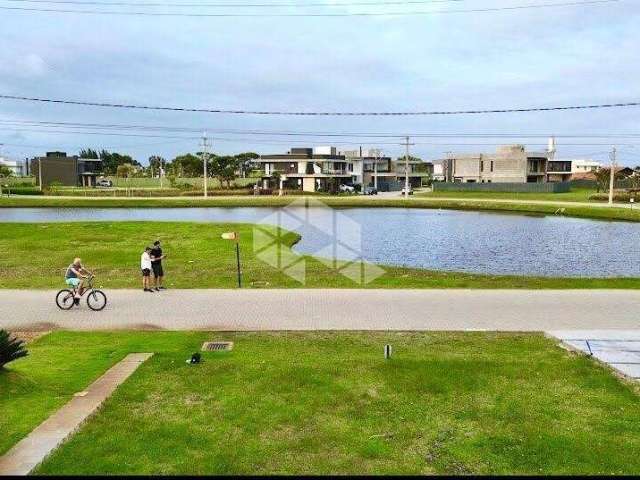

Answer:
[0,330,28,369]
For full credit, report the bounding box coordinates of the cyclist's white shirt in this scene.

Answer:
[141,252,152,270]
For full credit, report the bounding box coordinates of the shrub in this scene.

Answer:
[0,330,28,369]
[589,191,638,202]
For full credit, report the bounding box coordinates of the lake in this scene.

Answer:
[1,207,639,277]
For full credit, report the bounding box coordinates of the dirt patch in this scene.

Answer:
[9,321,59,333]
[9,331,51,343]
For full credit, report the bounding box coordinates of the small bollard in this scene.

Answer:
[384,344,392,359]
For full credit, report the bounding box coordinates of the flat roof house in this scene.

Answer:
[444,145,552,183]
[571,159,602,174]
[342,148,396,191]
[0,157,26,176]
[31,152,103,188]
[259,146,352,193]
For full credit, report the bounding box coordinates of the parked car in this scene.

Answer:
[363,186,378,195]
[401,187,414,195]
[339,184,355,193]
[96,179,113,188]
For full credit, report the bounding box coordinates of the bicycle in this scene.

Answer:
[55,275,107,311]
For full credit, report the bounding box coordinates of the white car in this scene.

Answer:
[339,184,355,193]
[401,187,414,195]
[96,179,113,188]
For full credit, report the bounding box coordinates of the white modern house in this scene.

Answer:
[259,146,432,193]
[0,156,26,176]
[571,159,602,174]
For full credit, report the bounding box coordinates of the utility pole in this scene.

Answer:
[401,136,414,198]
[201,132,210,198]
[159,157,164,189]
[374,148,380,191]
[609,146,616,205]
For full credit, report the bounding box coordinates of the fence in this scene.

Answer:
[433,182,571,193]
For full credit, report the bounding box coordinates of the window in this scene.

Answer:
[480,160,484,172]
[490,161,494,172]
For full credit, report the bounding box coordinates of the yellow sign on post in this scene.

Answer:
[221,232,242,287]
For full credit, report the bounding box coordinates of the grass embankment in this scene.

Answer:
[3,195,640,223]
[2,331,638,474]
[1,222,639,289]
[420,188,597,202]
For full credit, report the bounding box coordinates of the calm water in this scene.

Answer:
[1,207,639,277]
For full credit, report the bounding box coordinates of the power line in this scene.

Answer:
[2,93,639,116]
[4,118,640,139]
[0,0,622,16]
[7,126,640,147]
[4,118,640,138]
[3,0,468,7]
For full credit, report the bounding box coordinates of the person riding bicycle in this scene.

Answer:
[65,258,91,304]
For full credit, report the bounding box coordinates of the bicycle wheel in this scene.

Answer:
[87,290,107,311]
[56,289,75,310]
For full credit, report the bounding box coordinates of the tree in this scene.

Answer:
[0,330,28,370]
[116,163,136,179]
[169,154,203,178]
[397,155,423,162]
[116,163,136,194]
[0,165,13,178]
[99,150,140,175]
[593,167,626,193]
[78,148,99,159]
[210,155,241,188]
[0,165,12,196]
[148,156,166,177]
[235,152,260,178]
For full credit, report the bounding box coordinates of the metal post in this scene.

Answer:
[608,146,616,205]
[202,132,209,198]
[235,242,242,288]
[374,151,378,190]
[402,137,413,198]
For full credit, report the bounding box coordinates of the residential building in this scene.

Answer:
[259,146,433,193]
[392,157,433,189]
[259,146,352,193]
[546,159,573,182]
[571,159,602,174]
[443,144,554,184]
[432,162,445,181]
[31,152,103,187]
[342,148,394,190]
[0,157,26,176]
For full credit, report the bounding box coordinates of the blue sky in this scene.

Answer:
[1,0,639,165]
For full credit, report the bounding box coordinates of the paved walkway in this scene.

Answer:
[1,289,639,331]
[0,353,153,475]
[549,330,640,380]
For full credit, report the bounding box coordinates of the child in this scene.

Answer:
[141,247,154,292]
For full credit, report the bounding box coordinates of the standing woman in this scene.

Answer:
[141,247,154,292]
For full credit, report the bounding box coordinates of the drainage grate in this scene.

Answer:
[202,341,234,352]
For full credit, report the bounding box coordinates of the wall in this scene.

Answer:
[32,157,78,187]
[434,182,570,193]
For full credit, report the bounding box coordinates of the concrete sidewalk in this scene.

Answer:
[1,289,639,331]
[0,353,153,475]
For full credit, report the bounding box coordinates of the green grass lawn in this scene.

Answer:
[420,188,598,202]
[1,222,639,289]
[2,331,638,475]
